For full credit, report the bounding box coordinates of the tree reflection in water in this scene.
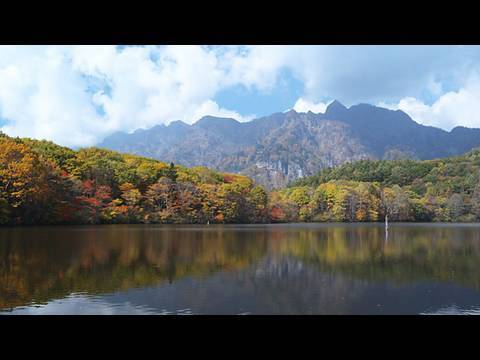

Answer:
[1,223,480,312]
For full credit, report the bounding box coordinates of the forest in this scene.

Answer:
[0,133,268,225]
[278,150,480,222]
[1,131,480,225]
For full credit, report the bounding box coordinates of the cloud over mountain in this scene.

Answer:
[1,45,480,147]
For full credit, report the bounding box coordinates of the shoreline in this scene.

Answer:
[2,221,480,229]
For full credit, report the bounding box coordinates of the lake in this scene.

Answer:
[1,223,480,315]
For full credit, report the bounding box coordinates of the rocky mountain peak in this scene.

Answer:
[99,102,480,190]
[325,100,348,118]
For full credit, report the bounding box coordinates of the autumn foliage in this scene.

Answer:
[279,148,480,223]
[2,131,480,226]
[0,134,268,225]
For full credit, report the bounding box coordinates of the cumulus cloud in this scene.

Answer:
[0,45,260,147]
[379,74,480,131]
[292,98,332,113]
[0,46,105,146]
[1,45,480,147]
[190,100,255,122]
[270,45,474,106]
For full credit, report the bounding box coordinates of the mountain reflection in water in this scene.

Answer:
[1,223,480,314]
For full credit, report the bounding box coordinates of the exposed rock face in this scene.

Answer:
[99,101,480,189]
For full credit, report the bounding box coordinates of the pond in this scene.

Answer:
[1,223,480,314]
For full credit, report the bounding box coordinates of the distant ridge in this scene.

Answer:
[99,101,480,189]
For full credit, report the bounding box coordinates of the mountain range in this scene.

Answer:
[99,100,480,189]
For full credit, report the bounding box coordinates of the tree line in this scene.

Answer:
[2,131,480,225]
[279,150,480,222]
[0,133,268,225]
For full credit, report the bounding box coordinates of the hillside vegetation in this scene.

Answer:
[2,131,480,225]
[278,150,480,222]
[0,133,268,225]
[100,101,480,189]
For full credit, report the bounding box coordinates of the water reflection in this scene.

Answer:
[1,223,480,314]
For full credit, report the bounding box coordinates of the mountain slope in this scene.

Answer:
[99,101,480,189]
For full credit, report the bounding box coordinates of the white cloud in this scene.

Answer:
[379,76,480,131]
[0,46,105,146]
[1,45,480,147]
[189,100,255,123]
[292,98,331,114]
[221,45,300,91]
[0,45,261,147]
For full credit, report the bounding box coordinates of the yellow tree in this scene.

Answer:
[0,138,59,224]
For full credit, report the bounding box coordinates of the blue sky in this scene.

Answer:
[1,45,480,147]
[215,68,305,117]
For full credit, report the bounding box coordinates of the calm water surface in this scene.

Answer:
[1,223,480,315]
